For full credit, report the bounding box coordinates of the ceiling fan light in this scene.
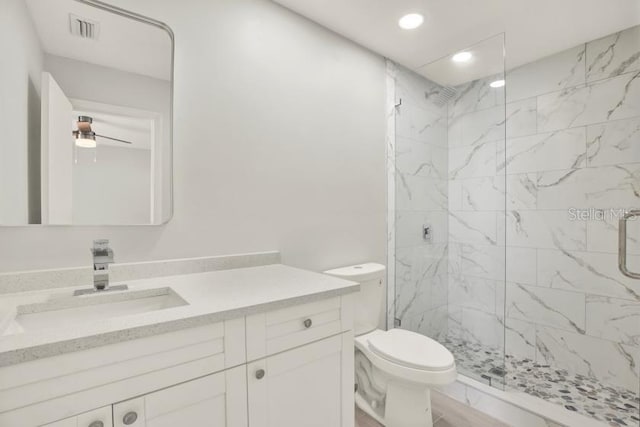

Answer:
[73,130,97,148]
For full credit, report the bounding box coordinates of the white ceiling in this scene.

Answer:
[25,0,172,81]
[272,0,640,84]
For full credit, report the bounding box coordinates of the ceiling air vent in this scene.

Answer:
[69,14,100,40]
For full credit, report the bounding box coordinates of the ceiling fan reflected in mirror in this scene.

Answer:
[72,116,134,148]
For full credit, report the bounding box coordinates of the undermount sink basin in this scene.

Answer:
[2,287,188,336]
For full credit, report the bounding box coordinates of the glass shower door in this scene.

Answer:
[498,23,640,425]
[390,34,508,388]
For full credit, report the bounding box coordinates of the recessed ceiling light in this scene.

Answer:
[398,13,424,30]
[452,51,473,63]
[490,79,506,88]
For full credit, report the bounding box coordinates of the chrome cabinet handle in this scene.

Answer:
[255,369,265,379]
[122,411,138,425]
[303,318,312,329]
[619,210,640,279]
[88,422,104,427]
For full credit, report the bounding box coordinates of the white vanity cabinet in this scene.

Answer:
[1,294,355,427]
[245,296,355,427]
[247,333,353,427]
[112,366,247,427]
[42,406,112,427]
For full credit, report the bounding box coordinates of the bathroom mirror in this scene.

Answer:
[0,0,173,225]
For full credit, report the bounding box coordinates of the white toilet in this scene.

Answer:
[324,263,456,427]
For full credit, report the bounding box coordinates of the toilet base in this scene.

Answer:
[355,381,433,427]
[385,381,432,427]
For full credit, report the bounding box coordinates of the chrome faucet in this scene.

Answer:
[74,239,128,296]
[92,239,114,291]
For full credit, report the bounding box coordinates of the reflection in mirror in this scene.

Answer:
[0,0,173,225]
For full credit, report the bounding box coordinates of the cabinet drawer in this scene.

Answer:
[246,295,354,360]
[0,318,246,427]
[41,406,112,427]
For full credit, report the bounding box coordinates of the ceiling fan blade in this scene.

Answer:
[95,134,133,144]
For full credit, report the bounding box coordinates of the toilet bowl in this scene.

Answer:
[324,263,457,427]
[355,329,456,427]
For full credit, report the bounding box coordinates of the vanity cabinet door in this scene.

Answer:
[41,406,112,427]
[113,366,247,427]
[247,332,354,427]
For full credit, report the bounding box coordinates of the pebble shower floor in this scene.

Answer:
[444,338,640,427]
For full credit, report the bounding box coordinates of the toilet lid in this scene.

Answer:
[368,329,455,371]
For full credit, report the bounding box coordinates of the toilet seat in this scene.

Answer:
[355,329,457,387]
[367,329,455,372]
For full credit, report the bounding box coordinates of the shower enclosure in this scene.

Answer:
[388,27,640,426]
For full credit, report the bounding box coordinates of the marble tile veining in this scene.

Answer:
[587,26,640,83]
[506,44,586,102]
[587,116,640,167]
[537,70,640,132]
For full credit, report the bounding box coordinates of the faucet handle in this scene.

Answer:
[91,239,114,268]
[92,239,111,256]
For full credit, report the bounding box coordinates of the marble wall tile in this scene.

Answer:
[506,247,537,285]
[391,62,451,332]
[396,136,448,179]
[449,273,498,313]
[537,248,640,301]
[400,306,449,341]
[587,211,640,255]
[396,64,451,114]
[459,308,505,349]
[586,25,640,83]
[585,295,640,346]
[500,128,587,174]
[506,210,587,251]
[448,242,463,276]
[449,75,505,122]
[506,174,537,210]
[461,176,505,211]
[396,103,448,146]
[396,173,447,211]
[460,243,503,281]
[506,44,586,103]
[506,283,586,334]
[537,70,640,132]
[505,317,536,359]
[536,165,640,212]
[386,61,398,330]
[448,180,463,211]
[449,211,498,246]
[396,245,449,285]
[447,305,465,340]
[449,105,505,148]
[587,116,640,167]
[458,243,511,283]
[506,98,537,138]
[449,141,498,179]
[395,210,448,248]
[395,244,449,318]
[535,326,640,392]
[396,273,448,320]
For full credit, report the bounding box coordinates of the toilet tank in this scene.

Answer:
[324,263,386,336]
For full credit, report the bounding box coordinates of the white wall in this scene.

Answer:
[0,0,386,273]
[0,0,43,224]
[73,146,151,225]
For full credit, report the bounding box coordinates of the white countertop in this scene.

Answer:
[0,264,359,367]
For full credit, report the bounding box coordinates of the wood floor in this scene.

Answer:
[355,390,511,427]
